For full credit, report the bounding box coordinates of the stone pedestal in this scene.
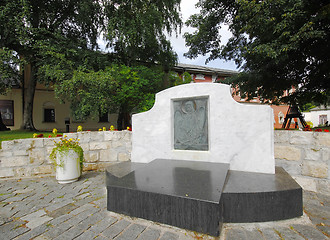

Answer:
[107,160,229,236]
[106,160,303,237]
[222,167,302,222]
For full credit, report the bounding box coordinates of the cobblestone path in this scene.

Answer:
[0,172,329,239]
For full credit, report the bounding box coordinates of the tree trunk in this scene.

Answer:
[162,71,170,89]
[117,107,124,131]
[0,112,10,131]
[117,106,131,131]
[123,112,131,129]
[21,62,37,131]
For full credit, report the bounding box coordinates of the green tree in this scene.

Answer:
[54,65,175,129]
[104,0,181,68]
[0,48,21,130]
[1,0,182,131]
[184,0,330,106]
[0,48,21,93]
[103,0,182,128]
[0,0,103,130]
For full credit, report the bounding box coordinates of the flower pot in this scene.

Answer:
[55,149,81,184]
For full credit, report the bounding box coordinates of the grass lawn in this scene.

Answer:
[0,130,62,149]
[315,126,330,130]
[275,126,330,131]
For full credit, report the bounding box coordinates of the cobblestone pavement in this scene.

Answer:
[0,172,329,240]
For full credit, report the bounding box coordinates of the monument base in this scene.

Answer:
[222,168,303,223]
[106,160,302,237]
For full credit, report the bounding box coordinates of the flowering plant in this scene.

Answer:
[53,128,58,135]
[303,125,312,131]
[50,136,84,169]
[33,133,44,138]
[314,128,329,132]
[303,125,329,132]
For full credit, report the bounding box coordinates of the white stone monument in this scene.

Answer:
[131,83,275,174]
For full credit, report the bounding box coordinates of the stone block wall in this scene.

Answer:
[0,130,329,195]
[275,131,330,195]
[0,131,131,178]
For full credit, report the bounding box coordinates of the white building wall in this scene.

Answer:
[304,110,330,127]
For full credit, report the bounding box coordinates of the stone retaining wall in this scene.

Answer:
[0,131,131,178]
[0,130,329,194]
[274,131,330,195]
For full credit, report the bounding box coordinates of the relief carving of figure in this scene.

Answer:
[174,99,208,150]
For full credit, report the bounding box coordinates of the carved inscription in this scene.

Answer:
[173,97,208,150]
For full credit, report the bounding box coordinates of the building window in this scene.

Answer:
[195,74,205,80]
[0,100,14,126]
[319,115,327,126]
[43,102,55,122]
[99,112,109,122]
[44,109,55,122]
[278,111,285,124]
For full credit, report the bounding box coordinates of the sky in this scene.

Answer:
[169,0,238,71]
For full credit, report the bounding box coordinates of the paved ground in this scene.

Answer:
[0,171,329,240]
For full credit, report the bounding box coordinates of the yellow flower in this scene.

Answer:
[98,128,102,131]
[52,128,58,135]
[77,125,83,132]
[33,133,37,138]
[69,138,73,141]
[103,127,106,131]
[110,125,115,131]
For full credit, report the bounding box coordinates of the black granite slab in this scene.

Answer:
[222,167,303,223]
[106,160,303,237]
[106,162,145,178]
[106,159,230,236]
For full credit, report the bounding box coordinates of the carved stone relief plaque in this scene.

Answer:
[173,97,208,151]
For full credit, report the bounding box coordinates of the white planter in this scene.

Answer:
[55,149,81,184]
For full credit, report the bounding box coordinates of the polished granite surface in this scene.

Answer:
[222,167,303,222]
[106,162,145,178]
[107,159,230,202]
[106,160,303,235]
[223,167,302,193]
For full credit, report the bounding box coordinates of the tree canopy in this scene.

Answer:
[0,0,103,130]
[53,65,185,128]
[104,0,181,68]
[0,49,21,93]
[0,0,182,130]
[0,0,102,73]
[184,0,330,105]
[55,65,164,119]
